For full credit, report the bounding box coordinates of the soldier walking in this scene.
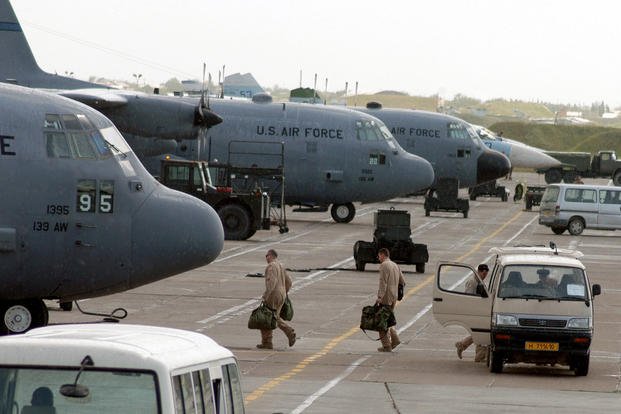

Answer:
[376,248,405,352]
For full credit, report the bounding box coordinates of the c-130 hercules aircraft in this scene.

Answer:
[2,0,435,224]
[0,83,224,335]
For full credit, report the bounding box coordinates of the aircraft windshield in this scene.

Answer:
[356,120,390,142]
[0,367,159,413]
[45,113,113,160]
[100,126,132,155]
[497,265,587,301]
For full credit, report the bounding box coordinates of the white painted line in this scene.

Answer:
[290,356,371,414]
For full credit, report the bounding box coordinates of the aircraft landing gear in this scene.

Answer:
[0,299,48,335]
[331,203,356,223]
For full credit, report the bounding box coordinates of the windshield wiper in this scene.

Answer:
[104,139,127,159]
[555,295,585,301]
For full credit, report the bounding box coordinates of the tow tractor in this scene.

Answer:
[353,208,428,273]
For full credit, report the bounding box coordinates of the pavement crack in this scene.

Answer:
[384,382,401,414]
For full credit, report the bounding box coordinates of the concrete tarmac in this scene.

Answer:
[49,172,621,413]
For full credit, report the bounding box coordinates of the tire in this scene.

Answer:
[568,217,585,236]
[470,194,477,201]
[525,199,532,210]
[415,263,425,273]
[574,354,589,376]
[463,210,468,218]
[544,169,562,184]
[563,171,577,184]
[551,226,566,235]
[218,204,252,240]
[501,193,508,202]
[60,301,73,311]
[489,349,503,373]
[331,203,356,223]
[0,299,48,335]
[425,209,430,217]
[613,170,621,186]
[355,260,366,272]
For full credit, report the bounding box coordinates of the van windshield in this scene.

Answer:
[0,367,159,413]
[541,187,560,203]
[497,265,586,301]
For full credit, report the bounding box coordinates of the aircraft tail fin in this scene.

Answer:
[0,0,99,89]
[0,0,47,82]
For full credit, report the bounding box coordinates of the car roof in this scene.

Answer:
[489,247,585,269]
[0,324,234,372]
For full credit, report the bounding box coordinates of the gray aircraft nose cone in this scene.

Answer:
[130,186,224,288]
[402,152,435,193]
[477,149,511,184]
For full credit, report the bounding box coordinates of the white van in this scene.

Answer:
[539,183,621,235]
[0,324,245,413]
[432,245,601,376]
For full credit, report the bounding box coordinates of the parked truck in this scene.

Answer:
[538,150,621,185]
[159,158,285,240]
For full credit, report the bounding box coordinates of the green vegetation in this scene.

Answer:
[488,122,621,154]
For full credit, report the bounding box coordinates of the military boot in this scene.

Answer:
[378,330,392,352]
[390,328,401,350]
[257,329,273,349]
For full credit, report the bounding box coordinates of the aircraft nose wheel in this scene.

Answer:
[0,300,48,335]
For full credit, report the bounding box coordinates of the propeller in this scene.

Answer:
[194,63,222,128]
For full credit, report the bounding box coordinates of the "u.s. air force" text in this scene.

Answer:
[390,127,440,138]
[257,126,343,139]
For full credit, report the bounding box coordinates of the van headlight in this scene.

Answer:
[567,318,591,329]
[495,314,518,326]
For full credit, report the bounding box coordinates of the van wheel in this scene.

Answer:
[489,350,503,373]
[568,218,585,236]
[551,226,566,235]
[574,354,589,376]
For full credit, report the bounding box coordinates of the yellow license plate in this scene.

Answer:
[525,341,559,351]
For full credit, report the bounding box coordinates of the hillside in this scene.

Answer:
[488,122,621,154]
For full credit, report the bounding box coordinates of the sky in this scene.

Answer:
[10,0,621,107]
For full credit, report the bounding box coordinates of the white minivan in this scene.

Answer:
[539,183,621,235]
[433,245,601,376]
[0,324,245,413]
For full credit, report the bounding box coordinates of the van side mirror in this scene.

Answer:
[592,284,601,297]
[476,283,488,298]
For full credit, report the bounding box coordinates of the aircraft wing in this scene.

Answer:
[58,89,129,109]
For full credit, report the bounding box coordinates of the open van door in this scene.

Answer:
[432,262,493,345]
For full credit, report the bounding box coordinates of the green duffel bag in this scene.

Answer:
[280,295,294,321]
[360,304,396,332]
[248,302,277,330]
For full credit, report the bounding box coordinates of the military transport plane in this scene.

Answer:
[160,95,435,223]
[473,124,561,170]
[354,103,511,188]
[0,0,222,145]
[0,83,224,335]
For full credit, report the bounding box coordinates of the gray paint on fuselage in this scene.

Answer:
[166,99,434,206]
[356,107,488,188]
[0,83,223,303]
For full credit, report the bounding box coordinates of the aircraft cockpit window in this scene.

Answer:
[447,122,470,140]
[356,120,389,142]
[45,113,113,159]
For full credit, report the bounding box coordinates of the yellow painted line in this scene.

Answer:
[245,209,524,405]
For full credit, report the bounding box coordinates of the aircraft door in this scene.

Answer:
[432,262,492,345]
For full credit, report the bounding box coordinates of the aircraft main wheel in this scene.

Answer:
[0,299,48,335]
[568,217,585,236]
[489,349,503,373]
[544,169,562,184]
[218,204,251,240]
[613,170,621,186]
[331,203,356,223]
